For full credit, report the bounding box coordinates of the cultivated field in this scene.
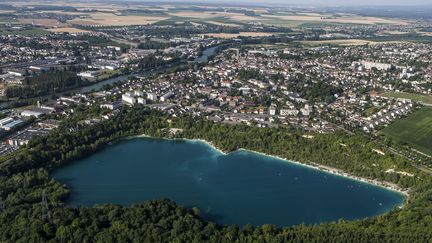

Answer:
[417,31,432,37]
[301,39,377,46]
[169,11,252,20]
[0,10,14,14]
[68,12,169,26]
[3,1,413,28]
[46,27,90,33]
[205,21,240,27]
[260,14,409,25]
[166,11,264,23]
[204,32,277,39]
[18,18,67,27]
[381,107,432,156]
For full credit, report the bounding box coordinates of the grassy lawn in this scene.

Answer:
[299,21,352,28]
[0,17,17,24]
[380,107,432,156]
[384,91,432,105]
[259,18,305,27]
[98,70,121,80]
[154,16,192,25]
[363,106,381,117]
[0,28,49,36]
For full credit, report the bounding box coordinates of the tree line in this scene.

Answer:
[5,70,81,98]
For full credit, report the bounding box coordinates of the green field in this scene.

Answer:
[0,17,17,24]
[0,28,49,36]
[384,91,432,105]
[98,69,121,80]
[381,107,432,156]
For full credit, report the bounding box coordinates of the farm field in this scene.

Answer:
[300,39,377,46]
[18,18,67,27]
[380,107,432,156]
[205,21,240,27]
[0,27,49,36]
[300,39,412,46]
[5,2,410,28]
[383,91,432,105]
[68,12,169,26]
[46,27,90,33]
[0,17,16,24]
[260,14,409,25]
[204,32,277,38]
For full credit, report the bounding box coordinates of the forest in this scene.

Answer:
[5,70,81,98]
[0,106,431,242]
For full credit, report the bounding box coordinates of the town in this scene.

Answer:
[0,1,431,178]
[1,29,431,164]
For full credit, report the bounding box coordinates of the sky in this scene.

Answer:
[154,0,432,6]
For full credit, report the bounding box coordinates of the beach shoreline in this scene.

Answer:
[131,135,409,201]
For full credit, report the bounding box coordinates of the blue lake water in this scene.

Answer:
[52,137,404,226]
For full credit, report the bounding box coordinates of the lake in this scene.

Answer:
[52,137,404,226]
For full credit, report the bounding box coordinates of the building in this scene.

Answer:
[137,97,146,105]
[2,119,24,131]
[21,110,45,118]
[100,101,123,110]
[7,70,26,77]
[0,117,14,127]
[7,130,47,146]
[107,46,122,51]
[361,61,392,71]
[38,119,60,130]
[269,106,277,116]
[122,94,136,105]
[29,66,48,72]
[301,104,312,116]
[147,93,157,101]
[280,109,299,116]
[88,59,120,70]
[160,91,174,102]
[77,71,100,79]
[134,90,144,97]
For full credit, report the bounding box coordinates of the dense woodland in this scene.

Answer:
[5,70,82,98]
[0,107,431,242]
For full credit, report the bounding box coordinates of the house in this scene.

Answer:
[137,97,146,105]
[20,110,44,118]
[7,130,47,146]
[100,101,123,110]
[38,119,60,130]
[160,91,174,102]
[78,71,100,79]
[147,93,157,101]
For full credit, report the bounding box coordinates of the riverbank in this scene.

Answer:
[131,134,409,200]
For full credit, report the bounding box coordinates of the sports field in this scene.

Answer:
[380,107,432,156]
